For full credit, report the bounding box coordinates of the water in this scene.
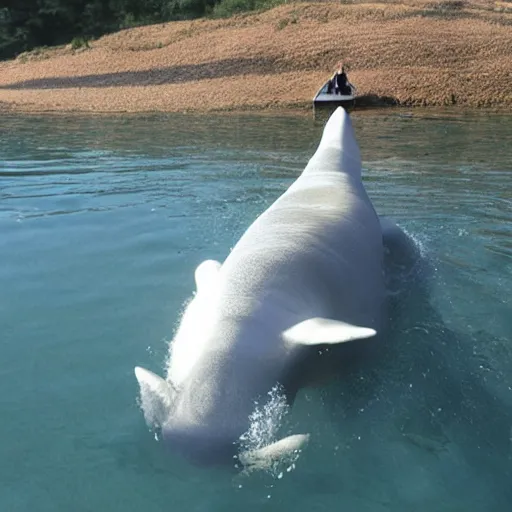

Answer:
[1,109,511,511]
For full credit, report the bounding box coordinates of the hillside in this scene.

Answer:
[1,1,511,113]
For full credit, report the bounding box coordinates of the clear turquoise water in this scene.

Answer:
[1,110,511,511]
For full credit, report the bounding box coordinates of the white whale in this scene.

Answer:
[135,107,385,468]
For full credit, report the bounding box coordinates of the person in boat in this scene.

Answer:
[328,62,352,96]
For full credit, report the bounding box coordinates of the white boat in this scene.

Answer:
[313,79,357,108]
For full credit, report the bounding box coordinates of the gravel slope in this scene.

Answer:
[1,1,511,112]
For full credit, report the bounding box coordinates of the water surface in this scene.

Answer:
[1,109,511,511]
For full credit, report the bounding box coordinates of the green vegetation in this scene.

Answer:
[70,36,90,50]
[210,0,283,18]
[0,0,287,61]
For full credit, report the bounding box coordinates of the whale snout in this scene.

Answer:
[162,426,239,467]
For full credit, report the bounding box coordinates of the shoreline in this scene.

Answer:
[1,2,511,114]
[3,104,508,122]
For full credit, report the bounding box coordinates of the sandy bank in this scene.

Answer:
[1,1,511,113]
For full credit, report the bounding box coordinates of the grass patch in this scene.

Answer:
[276,17,289,29]
[275,11,299,30]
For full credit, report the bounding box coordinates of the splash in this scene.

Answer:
[238,385,303,476]
[401,225,430,259]
[239,384,289,452]
[163,294,193,380]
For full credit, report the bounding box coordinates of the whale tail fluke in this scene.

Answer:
[319,107,359,153]
[308,107,361,177]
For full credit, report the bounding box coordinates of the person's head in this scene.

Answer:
[337,61,344,72]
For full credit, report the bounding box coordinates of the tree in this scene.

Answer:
[0,0,221,60]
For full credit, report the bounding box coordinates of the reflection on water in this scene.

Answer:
[0,109,511,511]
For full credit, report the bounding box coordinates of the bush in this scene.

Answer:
[211,0,285,19]
[71,37,90,50]
[212,0,255,18]
[426,0,467,10]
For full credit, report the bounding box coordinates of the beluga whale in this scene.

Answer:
[135,107,385,470]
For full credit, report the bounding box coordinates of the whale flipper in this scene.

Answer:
[194,259,221,293]
[134,366,175,427]
[283,317,376,346]
[135,366,174,397]
[238,434,310,471]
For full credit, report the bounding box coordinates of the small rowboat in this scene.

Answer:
[313,79,357,108]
